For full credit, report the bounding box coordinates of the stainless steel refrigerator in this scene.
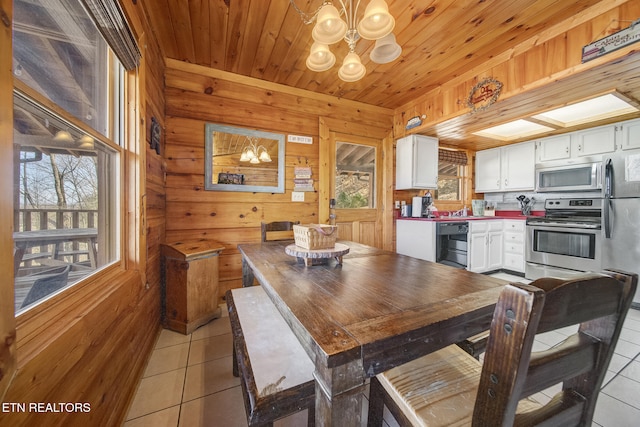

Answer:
[603,149,640,306]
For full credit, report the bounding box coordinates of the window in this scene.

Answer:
[12,0,130,313]
[434,149,468,201]
[335,142,376,208]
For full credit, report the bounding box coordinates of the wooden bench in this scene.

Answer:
[226,286,315,426]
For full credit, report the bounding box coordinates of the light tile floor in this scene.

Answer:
[125,273,640,427]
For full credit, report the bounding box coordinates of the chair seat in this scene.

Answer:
[377,345,542,427]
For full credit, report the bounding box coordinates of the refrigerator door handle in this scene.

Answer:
[604,159,612,239]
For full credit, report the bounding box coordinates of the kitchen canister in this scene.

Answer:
[471,199,485,216]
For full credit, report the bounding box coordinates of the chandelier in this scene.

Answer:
[291,0,401,82]
[239,137,272,164]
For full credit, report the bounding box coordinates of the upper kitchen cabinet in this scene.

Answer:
[475,141,535,193]
[571,125,616,157]
[396,135,438,189]
[536,125,616,162]
[619,118,640,150]
[536,134,571,162]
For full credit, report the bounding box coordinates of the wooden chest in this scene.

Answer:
[161,239,225,334]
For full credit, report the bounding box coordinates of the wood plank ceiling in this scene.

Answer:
[142,0,640,148]
[142,0,611,106]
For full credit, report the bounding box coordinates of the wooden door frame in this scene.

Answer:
[318,117,394,250]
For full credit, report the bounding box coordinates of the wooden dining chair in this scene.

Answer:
[367,269,637,427]
[260,221,299,242]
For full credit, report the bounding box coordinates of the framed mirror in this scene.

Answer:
[205,123,285,193]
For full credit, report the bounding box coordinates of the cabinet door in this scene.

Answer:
[620,118,640,150]
[571,125,616,157]
[395,136,413,190]
[502,142,535,190]
[467,231,487,272]
[475,148,501,192]
[395,135,438,189]
[413,135,439,188]
[537,135,571,162]
[487,231,503,271]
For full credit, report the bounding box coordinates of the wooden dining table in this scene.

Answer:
[238,240,508,426]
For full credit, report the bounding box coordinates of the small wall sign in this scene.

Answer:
[466,77,503,113]
[582,19,640,62]
[288,134,313,144]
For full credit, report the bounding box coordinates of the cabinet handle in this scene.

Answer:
[505,179,508,187]
[578,144,582,151]
[496,179,500,187]
[566,146,569,153]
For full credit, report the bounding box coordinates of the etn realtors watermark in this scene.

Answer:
[2,402,91,413]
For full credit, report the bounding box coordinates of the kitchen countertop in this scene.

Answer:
[396,210,543,222]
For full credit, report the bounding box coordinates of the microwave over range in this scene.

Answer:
[535,161,602,192]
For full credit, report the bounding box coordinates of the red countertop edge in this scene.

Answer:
[394,210,544,221]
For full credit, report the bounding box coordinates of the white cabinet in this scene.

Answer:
[475,141,535,192]
[571,126,616,157]
[619,118,640,150]
[502,220,526,273]
[475,148,502,192]
[536,135,571,162]
[468,220,503,273]
[536,125,616,162]
[502,142,536,190]
[396,220,436,261]
[396,135,438,189]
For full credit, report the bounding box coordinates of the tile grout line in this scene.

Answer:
[176,333,194,427]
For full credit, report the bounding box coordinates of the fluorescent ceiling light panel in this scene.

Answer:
[473,119,554,141]
[532,94,638,127]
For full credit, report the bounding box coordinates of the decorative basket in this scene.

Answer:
[293,224,337,250]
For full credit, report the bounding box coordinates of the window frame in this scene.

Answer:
[435,150,469,203]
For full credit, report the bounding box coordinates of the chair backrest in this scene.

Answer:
[260,221,299,242]
[473,269,637,427]
[20,265,71,308]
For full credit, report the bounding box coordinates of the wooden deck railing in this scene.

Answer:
[15,208,98,268]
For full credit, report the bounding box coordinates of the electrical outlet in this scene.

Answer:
[291,191,305,202]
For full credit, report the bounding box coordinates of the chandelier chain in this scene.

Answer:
[289,0,326,25]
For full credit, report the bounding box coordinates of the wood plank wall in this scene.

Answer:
[164,60,393,299]
[0,2,166,426]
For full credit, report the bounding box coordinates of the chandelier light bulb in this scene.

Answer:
[259,149,272,162]
[53,130,73,143]
[356,0,394,40]
[369,32,402,64]
[338,51,366,82]
[306,42,336,71]
[312,3,347,44]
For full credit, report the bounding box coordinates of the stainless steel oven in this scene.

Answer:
[525,198,602,280]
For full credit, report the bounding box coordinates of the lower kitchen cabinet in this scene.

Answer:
[396,219,436,262]
[502,220,525,273]
[468,220,503,273]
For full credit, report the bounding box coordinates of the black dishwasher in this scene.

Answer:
[436,222,469,268]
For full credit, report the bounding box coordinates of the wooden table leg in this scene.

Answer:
[241,258,255,287]
[314,359,365,426]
